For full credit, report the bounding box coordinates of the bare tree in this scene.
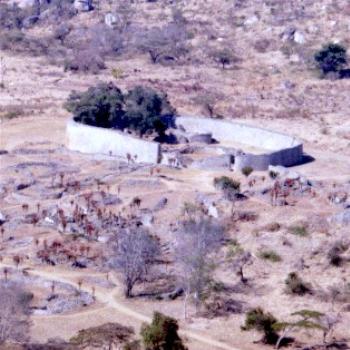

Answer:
[110,228,160,298]
[137,20,189,64]
[175,216,225,317]
[232,251,253,284]
[0,282,32,344]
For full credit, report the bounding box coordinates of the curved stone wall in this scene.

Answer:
[66,116,303,171]
[176,116,303,171]
[66,119,161,163]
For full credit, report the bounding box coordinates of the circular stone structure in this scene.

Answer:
[66,116,303,171]
[176,116,303,171]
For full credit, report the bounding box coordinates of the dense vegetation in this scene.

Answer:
[314,43,348,77]
[65,83,176,137]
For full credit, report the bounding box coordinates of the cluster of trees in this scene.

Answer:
[65,83,175,137]
[68,312,186,350]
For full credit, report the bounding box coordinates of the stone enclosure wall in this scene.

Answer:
[176,116,303,171]
[66,119,161,164]
[66,116,303,171]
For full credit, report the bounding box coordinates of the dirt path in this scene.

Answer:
[0,262,239,350]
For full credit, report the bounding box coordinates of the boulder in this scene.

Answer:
[208,204,218,218]
[104,13,117,28]
[140,213,154,227]
[244,15,258,26]
[0,211,6,226]
[153,197,168,211]
[74,0,93,12]
[13,0,36,9]
[293,31,305,44]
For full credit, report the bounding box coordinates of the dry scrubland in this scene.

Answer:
[0,0,350,349]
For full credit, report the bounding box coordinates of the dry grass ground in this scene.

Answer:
[1,0,350,349]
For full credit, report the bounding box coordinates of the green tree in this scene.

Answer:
[125,86,175,136]
[65,83,175,137]
[212,48,234,69]
[141,312,187,350]
[242,308,279,344]
[314,43,347,75]
[274,310,325,349]
[65,83,125,129]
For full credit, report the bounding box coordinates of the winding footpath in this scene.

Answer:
[0,261,238,350]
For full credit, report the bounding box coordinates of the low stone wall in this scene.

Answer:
[176,116,303,171]
[66,119,161,163]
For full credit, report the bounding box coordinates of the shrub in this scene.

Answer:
[259,250,282,262]
[214,176,240,192]
[226,240,243,259]
[69,322,135,349]
[288,224,308,237]
[285,272,312,295]
[112,68,124,80]
[0,106,25,120]
[0,3,26,30]
[314,43,347,76]
[265,222,281,232]
[242,308,279,344]
[141,312,187,350]
[64,49,106,74]
[53,23,72,43]
[327,240,349,267]
[241,166,253,177]
[211,48,235,69]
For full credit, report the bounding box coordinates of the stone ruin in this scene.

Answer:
[67,115,303,171]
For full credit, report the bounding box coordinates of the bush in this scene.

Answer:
[241,166,253,177]
[69,322,135,349]
[0,3,27,30]
[314,43,347,76]
[214,176,240,192]
[264,222,281,232]
[288,224,308,237]
[65,83,175,137]
[285,272,312,295]
[242,308,279,344]
[64,49,106,74]
[211,48,235,69]
[259,250,282,263]
[141,312,187,350]
[327,241,349,267]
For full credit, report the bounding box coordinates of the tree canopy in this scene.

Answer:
[65,83,176,137]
